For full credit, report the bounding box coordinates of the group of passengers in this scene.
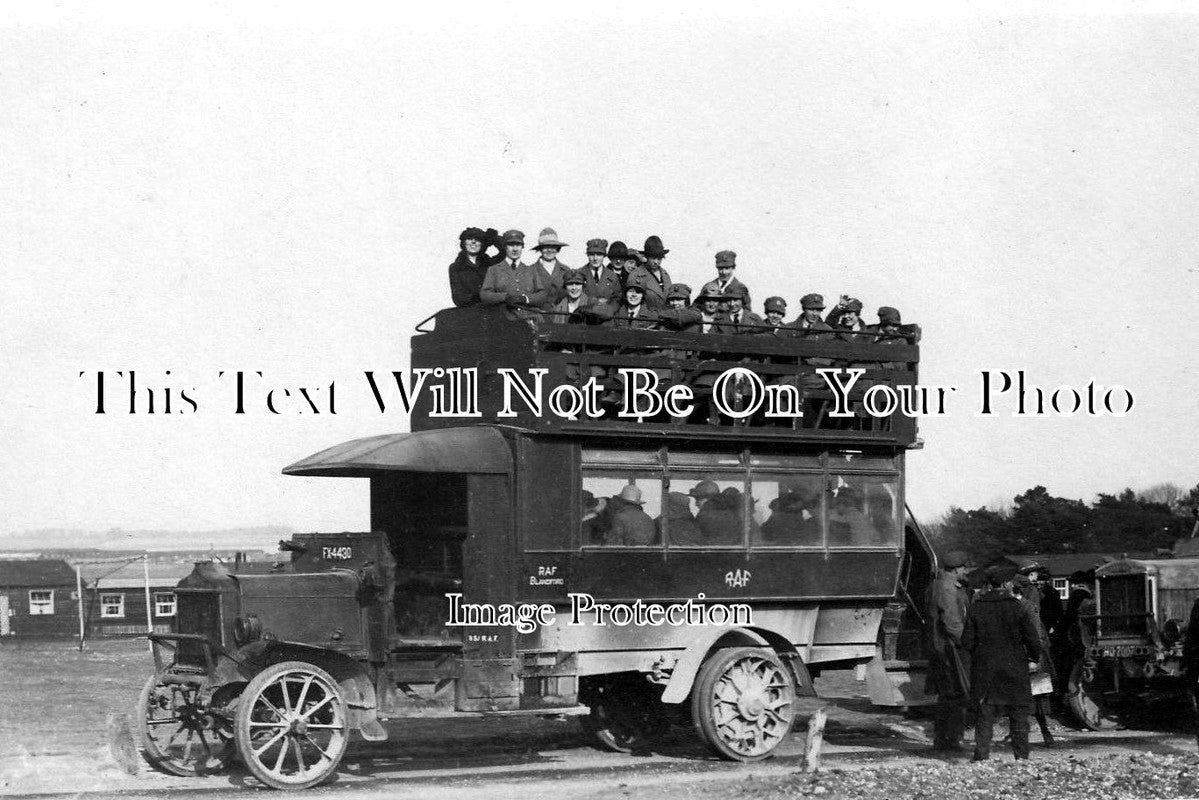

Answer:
[446,226,910,343]
[583,479,890,548]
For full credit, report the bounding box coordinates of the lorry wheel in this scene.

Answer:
[137,673,236,776]
[234,661,349,790]
[690,647,796,761]
[1066,658,1123,731]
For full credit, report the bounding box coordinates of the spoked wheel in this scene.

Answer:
[1067,658,1124,731]
[137,673,236,776]
[234,661,349,790]
[581,678,668,754]
[691,647,796,761]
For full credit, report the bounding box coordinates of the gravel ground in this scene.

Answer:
[711,753,1199,800]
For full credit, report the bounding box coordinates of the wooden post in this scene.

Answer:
[75,563,86,651]
[142,553,154,653]
[802,707,827,772]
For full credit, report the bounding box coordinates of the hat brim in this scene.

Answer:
[532,242,568,250]
[643,249,669,257]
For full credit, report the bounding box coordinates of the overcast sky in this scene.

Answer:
[2,4,1197,545]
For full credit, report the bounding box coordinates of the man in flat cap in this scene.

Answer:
[962,564,1042,761]
[583,238,622,305]
[699,250,752,313]
[447,226,504,307]
[624,235,673,310]
[479,229,551,310]
[531,227,572,304]
[924,549,974,753]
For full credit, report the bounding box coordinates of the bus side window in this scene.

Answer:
[667,475,746,548]
[581,471,662,547]
[752,474,824,547]
[827,474,899,547]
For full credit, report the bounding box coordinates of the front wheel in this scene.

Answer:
[137,674,236,776]
[234,661,349,790]
[690,647,796,761]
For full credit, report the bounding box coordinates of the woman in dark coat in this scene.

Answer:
[961,565,1042,761]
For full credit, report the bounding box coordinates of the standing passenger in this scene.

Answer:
[962,565,1042,761]
[698,250,752,312]
[447,227,502,307]
[583,239,622,305]
[479,230,550,309]
[625,236,673,309]
[924,550,973,752]
[531,227,572,302]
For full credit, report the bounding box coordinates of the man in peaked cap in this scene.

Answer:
[447,226,504,307]
[583,238,622,304]
[699,250,753,313]
[924,549,974,752]
[479,229,551,309]
[623,235,673,309]
[531,227,572,303]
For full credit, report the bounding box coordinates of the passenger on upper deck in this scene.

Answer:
[665,283,691,309]
[550,269,592,320]
[531,227,572,301]
[792,293,835,363]
[602,275,660,329]
[605,241,631,285]
[692,288,727,333]
[479,230,551,309]
[624,236,673,309]
[871,307,908,370]
[447,226,503,307]
[826,296,870,341]
[762,296,792,336]
[583,239,622,304]
[699,250,752,313]
[714,295,765,334]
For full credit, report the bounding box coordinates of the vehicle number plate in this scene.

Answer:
[322,546,353,560]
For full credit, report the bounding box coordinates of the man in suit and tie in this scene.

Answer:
[715,295,765,334]
[699,250,753,313]
[479,229,550,310]
[582,238,622,305]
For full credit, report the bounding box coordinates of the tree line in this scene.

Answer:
[924,483,1199,564]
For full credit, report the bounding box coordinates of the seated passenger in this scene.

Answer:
[659,491,703,546]
[762,297,792,336]
[550,269,592,320]
[665,283,691,310]
[791,293,835,368]
[602,276,660,329]
[582,490,608,544]
[583,239,622,305]
[693,289,727,333]
[714,295,765,334]
[605,485,656,546]
[826,296,870,342]
[479,230,551,310]
[696,486,745,545]
[761,488,821,544]
[826,488,877,546]
[871,306,909,370]
[624,236,673,309]
[447,226,503,307]
[698,250,752,312]
[531,227,572,303]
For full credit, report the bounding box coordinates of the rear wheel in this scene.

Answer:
[690,647,796,761]
[137,674,236,776]
[234,661,349,790]
[581,676,668,753]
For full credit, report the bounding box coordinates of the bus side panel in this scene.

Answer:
[457,474,519,709]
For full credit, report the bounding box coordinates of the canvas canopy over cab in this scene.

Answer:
[282,427,514,477]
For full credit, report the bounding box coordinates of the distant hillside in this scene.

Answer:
[0,525,294,552]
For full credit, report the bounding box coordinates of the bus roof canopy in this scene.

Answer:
[282,427,513,477]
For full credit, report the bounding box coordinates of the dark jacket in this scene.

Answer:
[601,303,661,330]
[698,276,752,312]
[448,250,498,307]
[624,265,673,310]
[924,570,971,698]
[713,310,767,335]
[581,265,623,304]
[479,260,551,308]
[605,497,656,546]
[962,589,1042,706]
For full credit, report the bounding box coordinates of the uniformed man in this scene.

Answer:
[531,227,572,302]
[624,235,673,309]
[698,250,752,312]
[603,275,660,329]
[925,550,974,752]
[447,226,503,307]
[583,238,622,304]
[715,295,765,334]
[479,230,550,309]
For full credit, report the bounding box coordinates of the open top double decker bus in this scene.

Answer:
[136,304,935,789]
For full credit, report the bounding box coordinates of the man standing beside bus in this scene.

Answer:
[925,550,973,753]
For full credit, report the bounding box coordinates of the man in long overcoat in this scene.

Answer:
[924,550,973,751]
[962,565,1043,761]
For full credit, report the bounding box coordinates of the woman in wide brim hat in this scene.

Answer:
[531,227,570,250]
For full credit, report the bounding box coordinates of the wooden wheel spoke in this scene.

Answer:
[299,694,334,721]
[302,723,345,730]
[272,735,290,773]
[291,738,306,776]
[182,729,196,762]
[279,678,293,714]
[302,734,333,761]
[259,694,286,720]
[253,729,289,758]
[249,720,291,729]
[294,675,315,713]
[146,717,184,726]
